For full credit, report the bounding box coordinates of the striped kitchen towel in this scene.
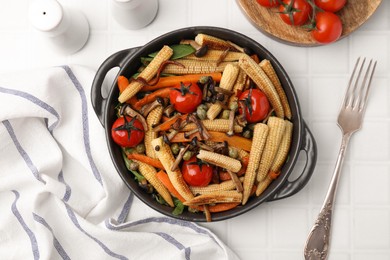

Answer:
[0,65,239,260]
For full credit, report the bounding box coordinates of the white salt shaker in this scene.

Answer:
[111,0,158,30]
[28,0,90,54]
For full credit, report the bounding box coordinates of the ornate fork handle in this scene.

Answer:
[304,133,352,260]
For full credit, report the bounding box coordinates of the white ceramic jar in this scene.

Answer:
[111,0,158,30]
[28,0,90,54]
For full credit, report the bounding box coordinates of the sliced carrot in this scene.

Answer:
[192,203,240,213]
[170,131,252,151]
[127,153,164,169]
[133,88,171,110]
[140,73,222,92]
[156,170,186,202]
[251,54,260,64]
[117,75,130,93]
[152,114,188,132]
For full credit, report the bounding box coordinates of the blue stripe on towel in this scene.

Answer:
[11,190,40,260]
[33,213,71,260]
[3,120,46,184]
[60,66,103,187]
[58,171,72,202]
[0,86,60,132]
[154,232,191,260]
[116,192,134,224]
[64,203,128,260]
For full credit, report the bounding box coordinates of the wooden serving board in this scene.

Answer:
[236,0,382,46]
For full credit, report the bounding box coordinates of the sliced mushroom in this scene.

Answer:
[227,170,243,193]
[171,144,191,171]
[120,104,148,131]
[186,114,210,140]
[140,97,165,117]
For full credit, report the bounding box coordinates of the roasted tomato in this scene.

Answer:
[279,0,312,26]
[312,11,343,44]
[239,88,270,123]
[169,82,203,114]
[111,116,145,147]
[182,156,213,187]
[256,0,280,8]
[314,0,347,13]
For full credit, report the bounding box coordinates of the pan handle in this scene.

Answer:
[91,47,139,126]
[267,121,317,201]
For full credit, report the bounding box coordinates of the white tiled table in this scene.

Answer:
[2,1,390,259]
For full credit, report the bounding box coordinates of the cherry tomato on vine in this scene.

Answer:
[238,88,270,123]
[170,82,202,114]
[312,11,342,44]
[279,0,312,26]
[314,0,347,13]
[111,116,145,147]
[256,0,280,8]
[182,156,213,187]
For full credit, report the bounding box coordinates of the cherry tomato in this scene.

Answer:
[312,11,342,44]
[182,156,213,187]
[279,0,312,26]
[170,82,202,114]
[111,116,145,147]
[314,0,347,13]
[256,0,280,8]
[239,89,270,123]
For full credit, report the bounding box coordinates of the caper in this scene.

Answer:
[221,109,230,119]
[229,102,238,111]
[129,161,139,171]
[196,107,207,120]
[198,104,208,111]
[199,76,211,85]
[136,143,145,154]
[228,147,239,159]
[170,143,180,155]
[183,151,193,161]
[242,129,252,139]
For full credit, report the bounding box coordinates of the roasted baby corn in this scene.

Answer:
[256,117,286,190]
[197,150,242,173]
[256,120,293,196]
[183,191,243,206]
[228,69,247,108]
[195,33,235,51]
[181,119,243,133]
[207,63,240,120]
[134,160,174,207]
[185,50,245,62]
[259,59,292,119]
[162,59,233,74]
[119,45,173,103]
[144,106,163,159]
[242,123,269,205]
[151,137,194,201]
[190,177,244,195]
[238,54,284,118]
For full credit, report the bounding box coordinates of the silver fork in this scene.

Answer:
[304,57,377,260]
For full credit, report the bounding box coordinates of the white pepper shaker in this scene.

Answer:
[111,0,158,30]
[28,0,90,54]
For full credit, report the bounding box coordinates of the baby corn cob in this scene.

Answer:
[228,69,247,108]
[190,177,244,195]
[134,160,174,207]
[195,33,235,50]
[162,59,233,74]
[242,123,269,205]
[259,59,292,119]
[238,54,284,118]
[256,120,293,196]
[197,150,242,173]
[181,119,243,133]
[144,106,163,159]
[269,120,293,173]
[185,50,245,62]
[256,117,286,190]
[207,64,240,120]
[151,137,194,201]
[119,45,173,103]
[183,191,243,206]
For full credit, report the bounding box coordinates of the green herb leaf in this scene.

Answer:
[172,198,185,216]
[148,44,195,60]
[121,150,145,182]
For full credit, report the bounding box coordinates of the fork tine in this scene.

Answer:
[359,59,377,111]
[343,57,364,108]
